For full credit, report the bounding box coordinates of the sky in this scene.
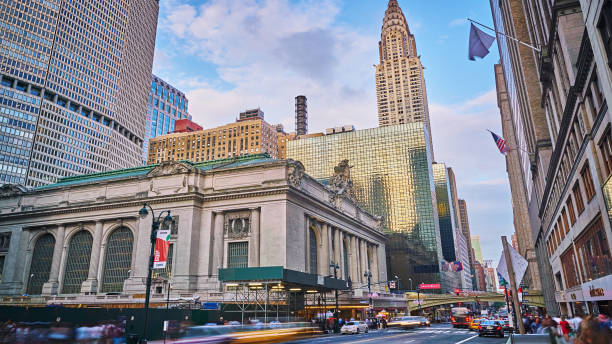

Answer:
[153,0,511,264]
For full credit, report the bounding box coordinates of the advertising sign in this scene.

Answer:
[153,229,171,269]
[419,283,441,290]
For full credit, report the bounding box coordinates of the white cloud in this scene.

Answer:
[449,18,467,27]
[157,0,379,132]
[430,90,514,259]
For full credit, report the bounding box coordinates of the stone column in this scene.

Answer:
[372,245,380,287]
[212,211,225,274]
[351,236,359,284]
[319,224,329,276]
[42,224,65,295]
[360,240,368,284]
[338,231,345,279]
[81,220,104,293]
[248,208,260,267]
[304,217,311,272]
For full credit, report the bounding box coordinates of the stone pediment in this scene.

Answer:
[147,161,196,178]
[0,183,29,197]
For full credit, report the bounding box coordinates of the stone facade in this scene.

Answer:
[491,0,612,316]
[0,155,387,306]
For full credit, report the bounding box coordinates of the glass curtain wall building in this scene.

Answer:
[143,75,190,162]
[0,0,159,186]
[287,123,449,291]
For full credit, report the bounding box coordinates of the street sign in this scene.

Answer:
[203,302,218,310]
[419,283,441,290]
[389,281,396,289]
[523,300,529,303]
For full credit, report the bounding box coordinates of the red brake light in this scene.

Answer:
[497,326,501,330]
[478,326,482,330]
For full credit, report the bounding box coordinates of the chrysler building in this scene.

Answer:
[375,1,432,148]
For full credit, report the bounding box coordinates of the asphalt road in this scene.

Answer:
[287,323,509,344]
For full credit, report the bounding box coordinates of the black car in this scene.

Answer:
[478,320,504,338]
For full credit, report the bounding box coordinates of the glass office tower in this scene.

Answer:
[0,0,158,186]
[143,75,190,162]
[287,123,449,291]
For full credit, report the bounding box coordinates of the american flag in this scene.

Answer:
[490,131,509,155]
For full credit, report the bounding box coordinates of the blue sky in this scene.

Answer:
[153,0,512,263]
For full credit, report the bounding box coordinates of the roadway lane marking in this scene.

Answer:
[455,334,479,344]
[348,332,414,343]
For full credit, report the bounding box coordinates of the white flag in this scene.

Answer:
[496,244,528,287]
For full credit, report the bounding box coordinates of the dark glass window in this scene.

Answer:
[27,233,55,295]
[573,182,585,214]
[101,227,133,293]
[598,2,612,70]
[61,231,93,294]
[228,242,248,268]
[309,228,318,274]
[581,165,596,201]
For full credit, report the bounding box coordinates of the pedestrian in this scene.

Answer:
[560,316,571,341]
[531,317,541,334]
[575,315,612,344]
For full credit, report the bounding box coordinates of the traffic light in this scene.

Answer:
[455,288,460,295]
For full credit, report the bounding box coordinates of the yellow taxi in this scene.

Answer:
[469,318,482,331]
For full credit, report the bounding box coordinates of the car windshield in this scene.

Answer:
[482,321,498,326]
[346,322,358,326]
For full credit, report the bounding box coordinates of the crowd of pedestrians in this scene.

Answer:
[522,313,612,344]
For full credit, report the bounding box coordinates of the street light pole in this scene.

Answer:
[330,261,340,333]
[408,278,413,292]
[139,203,174,343]
[364,270,372,317]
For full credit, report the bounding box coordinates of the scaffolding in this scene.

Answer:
[218,267,346,324]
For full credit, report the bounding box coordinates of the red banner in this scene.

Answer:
[153,229,171,269]
[419,283,441,290]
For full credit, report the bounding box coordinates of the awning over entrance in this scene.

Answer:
[218,266,348,291]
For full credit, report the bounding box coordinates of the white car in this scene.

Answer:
[341,321,369,334]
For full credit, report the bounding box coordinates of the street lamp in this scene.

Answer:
[408,278,413,291]
[364,270,372,317]
[138,202,174,342]
[329,261,340,333]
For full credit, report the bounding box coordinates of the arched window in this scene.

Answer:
[101,227,133,293]
[343,241,349,281]
[309,228,317,274]
[62,231,93,294]
[27,233,55,295]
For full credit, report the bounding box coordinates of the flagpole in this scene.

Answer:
[468,18,540,52]
[486,129,533,154]
[502,236,526,334]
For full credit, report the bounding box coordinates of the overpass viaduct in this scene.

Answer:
[405,291,545,312]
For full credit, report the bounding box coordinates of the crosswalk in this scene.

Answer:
[388,328,473,335]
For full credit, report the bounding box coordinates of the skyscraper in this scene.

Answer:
[471,235,483,263]
[375,0,431,146]
[287,123,453,292]
[0,0,158,186]
[143,75,190,162]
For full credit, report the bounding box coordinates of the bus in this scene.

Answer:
[451,307,472,328]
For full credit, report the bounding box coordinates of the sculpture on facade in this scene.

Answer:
[286,159,304,188]
[328,159,357,203]
[147,161,195,178]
